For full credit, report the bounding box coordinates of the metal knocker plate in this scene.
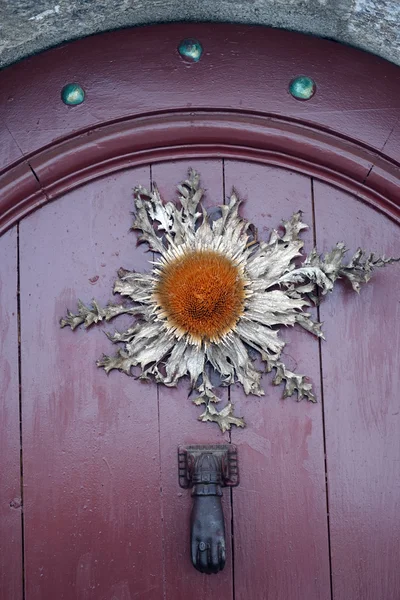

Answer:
[178,445,239,574]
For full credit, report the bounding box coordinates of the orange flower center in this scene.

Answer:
[155,250,245,342]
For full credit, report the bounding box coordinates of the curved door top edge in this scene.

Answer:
[0,23,399,162]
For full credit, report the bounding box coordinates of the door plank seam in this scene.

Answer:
[151,164,167,600]
[311,178,334,600]
[224,158,236,600]
[17,222,26,600]
[157,383,167,600]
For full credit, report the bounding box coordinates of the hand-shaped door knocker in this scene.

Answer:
[178,445,239,574]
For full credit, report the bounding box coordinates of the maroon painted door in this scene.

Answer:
[1,24,400,600]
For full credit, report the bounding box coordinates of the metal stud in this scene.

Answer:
[178,39,203,62]
[61,83,85,106]
[289,76,316,101]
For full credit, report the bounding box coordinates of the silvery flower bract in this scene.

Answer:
[61,170,398,431]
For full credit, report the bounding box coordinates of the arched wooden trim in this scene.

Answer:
[1,23,400,233]
[0,110,399,235]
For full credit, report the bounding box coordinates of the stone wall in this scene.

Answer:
[0,0,399,69]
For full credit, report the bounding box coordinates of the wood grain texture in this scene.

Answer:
[152,160,233,600]
[19,168,166,600]
[10,158,400,598]
[314,183,400,600]
[225,162,331,600]
[0,120,24,171]
[0,227,23,600]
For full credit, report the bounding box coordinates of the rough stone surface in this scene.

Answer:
[0,0,399,69]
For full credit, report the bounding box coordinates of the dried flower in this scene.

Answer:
[61,169,399,431]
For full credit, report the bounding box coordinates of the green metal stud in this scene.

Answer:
[61,83,85,106]
[289,76,316,101]
[178,39,203,62]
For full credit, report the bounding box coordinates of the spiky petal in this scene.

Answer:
[61,169,399,430]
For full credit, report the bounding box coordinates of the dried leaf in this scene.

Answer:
[199,402,246,432]
[340,250,400,292]
[295,313,325,339]
[267,359,316,403]
[97,349,137,375]
[132,188,166,254]
[281,211,308,242]
[60,299,140,330]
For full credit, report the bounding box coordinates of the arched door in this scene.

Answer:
[1,24,399,600]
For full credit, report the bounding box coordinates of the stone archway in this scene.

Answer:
[0,0,399,69]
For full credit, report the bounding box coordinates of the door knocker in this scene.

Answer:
[178,444,239,574]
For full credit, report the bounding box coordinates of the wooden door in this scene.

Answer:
[1,24,399,600]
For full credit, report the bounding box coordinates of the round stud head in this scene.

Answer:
[61,83,85,106]
[289,76,316,101]
[178,39,203,62]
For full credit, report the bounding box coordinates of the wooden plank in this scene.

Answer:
[314,182,400,599]
[19,168,165,599]
[0,227,23,600]
[0,120,23,171]
[225,162,331,600]
[152,160,234,599]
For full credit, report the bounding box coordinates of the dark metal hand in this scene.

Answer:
[178,445,238,575]
[190,494,226,574]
